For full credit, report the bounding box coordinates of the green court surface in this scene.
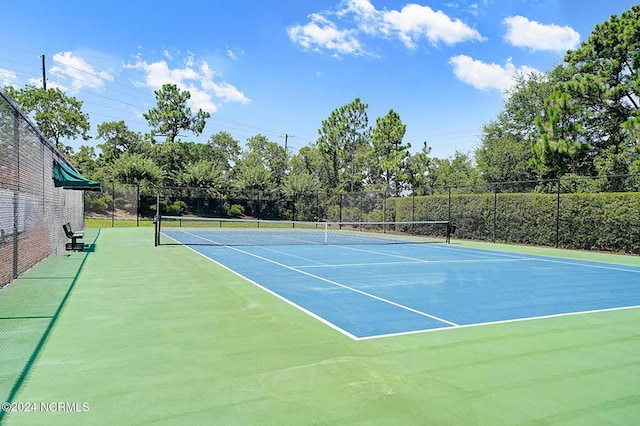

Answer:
[1,227,640,424]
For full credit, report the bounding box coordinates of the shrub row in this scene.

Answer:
[387,192,640,254]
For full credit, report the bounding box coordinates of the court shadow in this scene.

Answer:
[0,230,99,423]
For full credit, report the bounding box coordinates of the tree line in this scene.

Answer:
[3,5,639,197]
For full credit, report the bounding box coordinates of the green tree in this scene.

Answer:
[407,142,436,195]
[178,160,223,189]
[559,4,640,173]
[237,166,272,192]
[96,120,144,164]
[207,131,241,172]
[143,83,210,143]
[530,91,589,178]
[475,121,534,183]
[235,134,287,191]
[289,146,324,182]
[475,72,550,182]
[4,85,90,153]
[283,171,321,196]
[316,97,370,192]
[70,145,97,178]
[147,140,194,186]
[111,152,164,188]
[622,117,640,173]
[430,151,482,188]
[370,109,410,195]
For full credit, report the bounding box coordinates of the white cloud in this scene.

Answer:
[186,83,218,112]
[503,15,580,53]
[449,54,540,93]
[289,0,484,55]
[199,61,249,104]
[227,48,245,61]
[50,51,114,93]
[287,13,367,56]
[125,54,250,113]
[381,3,485,49]
[340,0,379,33]
[0,68,17,87]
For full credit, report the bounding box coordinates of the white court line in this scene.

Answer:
[180,230,459,329]
[331,243,531,265]
[339,243,640,275]
[254,245,330,267]
[432,244,640,274]
[358,304,640,340]
[164,231,359,339]
[163,230,640,341]
[528,257,640,274]
[251,239,531,268]
[295,258,530,269]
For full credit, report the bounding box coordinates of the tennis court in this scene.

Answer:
[163,221,640,340]
[3,227,640,424]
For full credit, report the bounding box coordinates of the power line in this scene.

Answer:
[1,45,476,156]
[0,46,319,149]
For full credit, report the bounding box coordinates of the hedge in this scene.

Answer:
[390,192,640,254]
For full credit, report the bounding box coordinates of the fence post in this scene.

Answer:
[493,184,497,243]
[154,193,159,246]
[255,195,260,228]
[383,191,386,232]
[412,194,415,221]
[555,178,561,248]
[136,184,140,227]
[292,193,296,222]
[12,192,18,280]
[448,186,452,224]
[411,194,416,234]
[12,110,19,280]
[111,182,115,228]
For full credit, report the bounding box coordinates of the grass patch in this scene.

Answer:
[84,218,154,228]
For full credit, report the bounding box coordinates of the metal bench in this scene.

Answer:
[63,222,84,251]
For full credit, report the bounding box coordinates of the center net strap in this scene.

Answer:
[156,216,452,246]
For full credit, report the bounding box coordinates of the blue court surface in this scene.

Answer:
[169,235,640,340]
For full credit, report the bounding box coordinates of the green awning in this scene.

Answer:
[53,159,103,192]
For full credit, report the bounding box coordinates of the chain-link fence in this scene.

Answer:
[393,176,639,254]
[0,90,84,288]
[153,187,328,222]
[330,177,639,254]
[85,183,146,226]
[98,174,640,254]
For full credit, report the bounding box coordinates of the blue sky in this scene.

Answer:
[1,0,637,159]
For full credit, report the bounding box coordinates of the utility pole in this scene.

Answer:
[41,55,46,90]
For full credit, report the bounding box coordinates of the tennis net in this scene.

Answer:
[155,216,453,246]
